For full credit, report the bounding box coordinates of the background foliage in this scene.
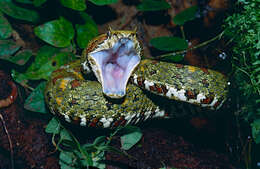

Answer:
[224,0,260,144]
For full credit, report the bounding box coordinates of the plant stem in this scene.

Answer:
[0,113,14,169]
[66,127,93,167]
[180,26,185,39]
[23,83,34,91]
[157,31,225,59]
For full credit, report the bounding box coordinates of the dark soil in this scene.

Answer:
[0,72,59,169]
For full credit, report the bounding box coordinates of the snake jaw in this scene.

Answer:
[88,35,141,98]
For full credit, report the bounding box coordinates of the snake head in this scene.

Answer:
[86,29,142,98]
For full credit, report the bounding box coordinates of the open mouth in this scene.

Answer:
[88,37,141,98]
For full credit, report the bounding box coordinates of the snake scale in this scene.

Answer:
[45,29,228,128]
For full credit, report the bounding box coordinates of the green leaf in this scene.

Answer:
[34,17,75,47]
[88,0,118,5]
[76,13,98,48]
[137,0,170,11]
[60,129,73,141]
[82,143,96,152]
[0,0,39,22]
[161,53,184,62]
[253,60,260,65]
[0,39,21,56]
[59,129,76,151]
[120,126,142,150]
[45,117,61,134]
[173,5,198,25]
[15,0,33,4]
[25,52,76,80]
[11,46,58,84]
[33,0,47,7]
[256,99,260,104]
[73,150,92,167]
[251,119,260,144]
[93,136,106,146]
[4,49,32,65]
[11,69,29,86]
[60,151,73,164]
[60,139,77,151]
[27,45,60,71]
[14,46,76,83]
[60,0,86,11]
[97,145,125,156]
[59,152,76,169]
[24,81,47,113]
[12,46,75,87]
[0,11,12,39]
[150,36,188,51]
[91,151,106,169]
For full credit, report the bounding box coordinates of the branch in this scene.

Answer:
[0,113,14,169]
[156,31,225,59]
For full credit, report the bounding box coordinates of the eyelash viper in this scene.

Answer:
[44,30,228,128]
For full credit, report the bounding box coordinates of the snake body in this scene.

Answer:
[45,30,228,128]
[132,59,227,109]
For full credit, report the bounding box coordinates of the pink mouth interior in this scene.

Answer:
[90,38,140,98]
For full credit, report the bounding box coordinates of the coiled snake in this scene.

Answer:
[44,30,228,128]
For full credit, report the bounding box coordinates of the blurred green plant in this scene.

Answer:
[224,0,260,144]
[172,5,198,26]
[45,117,142,169]
[137,0,171,11]
[224,0,259,168]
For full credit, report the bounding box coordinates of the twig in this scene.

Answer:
[0,113,14,169]
[156,31,225,59]
[180,26,185,39]
[22,83,34,91]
